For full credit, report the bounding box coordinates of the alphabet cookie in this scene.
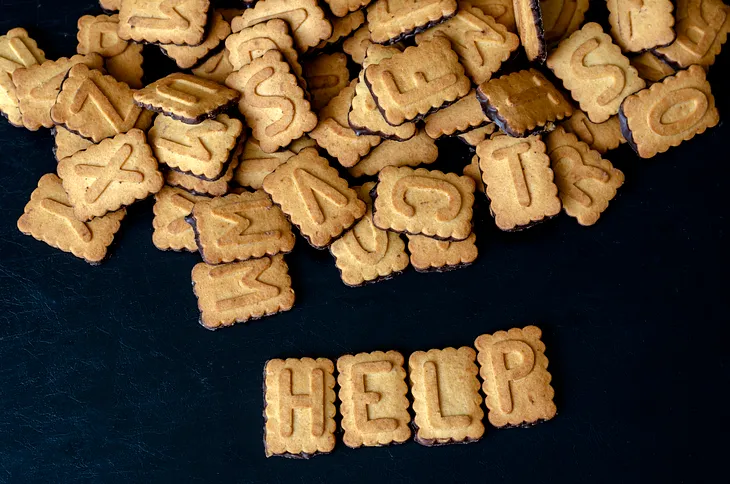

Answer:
[541,0,589,44]
[105,43,144,89]
[193,254,295,329]
[342,25,374,64]
[234,139,295,190]
[476,69,573,137]
[407,233,478,272]
[410,347,484,445]
[0,28,46,127]
[546,23,645,124]
[458,123,498,147]
[630,51,676,84]
[53,126,93,161]
[152,186,209,252]
[424,90,490,139]
[99,0,121,12]
[263,148,366,248]
[191,50,234,84]
[364,37,471,126]
[165,143,242,197]
[373,167,475,241]
[264,357,336,457]
[337,351,411,448]
[57,129,164,221]
[513,0,547,62]
[619,65,719,158]
[561,110,625,154]
[477,134,561,231]
[17,174,125,264]
[474,325,557,427]
[470,0,516,31]
[348,130,439,177]
[607,0,675,52]
[330,183,409,286]
[118,0,209,46]
[160,11,231,69]
[367,0,458,44]
[302,52,350,110]
[226,50,317,153]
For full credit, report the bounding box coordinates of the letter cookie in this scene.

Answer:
[0,28,45,127]
[342,25,374,64]
[152,186,209,252]
[476,69,573,137]
[313,10,365,50]
[546,127,625,225]
[226,50,316,154]
[607,0,675,52]
[470,0,516,31]
[160,12,232,69]
[53,126,93,161]
[546,23,645,124]
[330,183,409,286]
[458,123,498,147]
[348,130,439,177]
[191,50,234,84]
[302,52,350,110]
[424,90,490,139]
[118,0,209,45]
[373,166,475,240]
[264,357,336,457]
[474,325,557,427]
[57,129,164,221]
[561,110,626,154]
[513,0,547,62]
[337,351,411,448]
[263,148,366,248]
[630,51,676,84]
[410,347,484,445]
[619,65,719,158]
[234,139,295,190]
[364,37,471,126]
[541,0,589,43]
[105,43,144,89]
[477,134,561,231]
[407,233,478,272]
[324,0,373,18]
[135,73,240,125]
[415,4,520,84]
[17,174,125,264]
[166,142,242,197]
[367,0,458,44]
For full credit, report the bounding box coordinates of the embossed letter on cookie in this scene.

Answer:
[0,28,46,127]
[118,0,209,45]
[152,186,209,252]
[367,0,458,44]
[607,0,675,52]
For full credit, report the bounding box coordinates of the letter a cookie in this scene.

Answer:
[475,325,557,427]
[0,28,46,127]
[118,0,209,45]
[607,0,675,52]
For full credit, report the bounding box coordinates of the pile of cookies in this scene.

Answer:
[3,0,727,329]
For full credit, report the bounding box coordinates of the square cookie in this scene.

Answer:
[424,89,490,139]
[367,0,458,44]
[233,139,295,190]
[560,110,626,154]
[607,0,675,52]
[407,233,478,272]
[0,28,46,127]
[165,141,242,197]
[302,52,350,111]
[160,11,232,69]
[348,130,439,178]
[152,186,209,252]
[118,0,210,45]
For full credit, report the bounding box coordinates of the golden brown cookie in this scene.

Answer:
[303,52,350,110]
[561,110,625,154]
[288,135,318,153]
[312,10,365,50]
[463,155,485,192]
[264,357,336,457]
[364,37,471,126]
[410,347,484,445]
[53,126,93,161]
[77,14,128,58]
[105,42,144,89]
[342,25,373,64]
[99,0,121,12]
[424,90,490,139]
[474,325,557,428]
[166,142,242,197]
[330,183,409,286]
[348,130,439,177]
[152,186,209,252]
[373,166,475,240]
[160,11,231,69]
[619,65,719,158]
[477,134,561,231]
[234,139,295,190]
[337,351,411,448]
[470,0,516,31]
[415,3,520,84]
[546,127,624,225]
[630,51,676,84]
[57,129,163,221]
[607,0,675,52]
[0,28,46,127]
[324,0,373,17]
[546,22,646,124]
[226,50,317,153]
[367,0,458,44]
[192,254,295,329]
[118,0,209,45]
[407,232,478,272]
[541,0,589,44]
[514,0,547,62]
[458,123,498,147]
[263,148,366,248]
[191,49,234,84]
[476,69,573,137]
[17,174,125,264]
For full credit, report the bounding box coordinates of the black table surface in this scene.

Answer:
[1,1,728,483]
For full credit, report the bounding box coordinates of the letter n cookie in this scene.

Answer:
[477,134,561,231]
[152,186,209,252]
[619,65,719,158]
[118,0,209,45]
[474,325,557,427]
[607,0,675,52]
[264,357,336,457]
[337,351,411,448]
[409,347,484,445]
[0,28,45,127]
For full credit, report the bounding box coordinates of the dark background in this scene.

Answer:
[1,1,728,483]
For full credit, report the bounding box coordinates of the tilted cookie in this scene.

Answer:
[288,135,318,153]
[310,81,380,168]
[424,90,490,139]
[160,11,231,69]
[190,191,296,264]
[0,28,46,127]
[513,0,547,62]
[407,232,478,272]
[263,148,365,248]
[234,139,295,190]
[630,51,676,84]
[118,0,209,45]
[476,69,573,138]
[607,0,675,52]
[77,14,129,58]
[477,134,561,231]
[546,127,624,226]
[337,351,411,448]
[342,25,373,64]
[373,167,475,240]
[364,37,471,126]
[53,126,93,161]
[134,73,240,124]
[462,155,485,192]
[410,347,484,445]
[312,10,365,50]
[165,144,241,197]
[324,0,373,18]
[191,49,234,84]
[541,0,588,44]
[57,129,163,221]
[231,0,332,52]
[348,130,439,177]
[105,43,144,89]
[303,52,350,110]
[152,186,209,252]
[330,183,409,286]
[619,65,719,158]
[51,64,142,143]
[458,123,498,147]
[264,357,336,457]
[367,0,458,44]
[653,0,729,69]
[148,113,242,180]
[474,325,557,427]
[17,174,125,264]
[561,110,625,154]
[470,0,516,31]
[226,50,316,153]
[192,254,295,329]
[546,23,645,124]
[415,4,520,84]
[12,53,104,131]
